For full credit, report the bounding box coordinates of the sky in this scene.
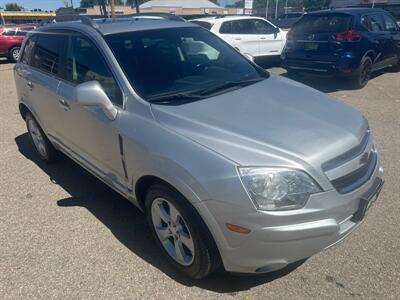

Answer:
[0,0,237,10]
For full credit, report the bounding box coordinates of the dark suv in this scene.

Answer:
[281,8,400,88]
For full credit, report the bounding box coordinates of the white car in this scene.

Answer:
[190,16,287,60]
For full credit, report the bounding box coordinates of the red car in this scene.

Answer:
[0,25,35,63]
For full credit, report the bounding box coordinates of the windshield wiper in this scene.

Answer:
[148,92,207,104]
[198,77,265,96]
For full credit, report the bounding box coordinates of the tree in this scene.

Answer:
[4,2,23,11]
[80,0,98,8]
[126,0,149,5]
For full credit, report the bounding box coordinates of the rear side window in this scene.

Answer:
[293,14,353,33]
[32,33,64,76]
[219,21,232,34]
[65,34,123,106]
[20,35,36,65]
[191,21,212,30]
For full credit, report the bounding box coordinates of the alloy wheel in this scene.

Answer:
[12,48,20,61]
[151,197,195,266]
[28,118,47,158]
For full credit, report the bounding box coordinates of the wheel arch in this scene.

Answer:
[134,174,223,267]
[19,102,30,120]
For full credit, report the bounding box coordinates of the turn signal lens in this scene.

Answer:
[226,223,251,234]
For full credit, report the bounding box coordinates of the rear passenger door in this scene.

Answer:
[56,31,126,187]
[16,32,64,136]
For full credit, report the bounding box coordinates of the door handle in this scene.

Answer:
[58,98,70,111]
[260,37,267,40]
[234,37,242,40]
[27,81,34,89]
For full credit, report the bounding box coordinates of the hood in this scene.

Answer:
[151,75,368,170]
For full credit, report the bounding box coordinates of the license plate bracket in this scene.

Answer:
[304,42,319,51]
[352,178,384,222]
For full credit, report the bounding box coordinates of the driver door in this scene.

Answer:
[56,31,126,187]
[253,19,285,56]
[230,19,260,57]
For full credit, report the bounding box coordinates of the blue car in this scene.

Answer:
[281,8,400,88]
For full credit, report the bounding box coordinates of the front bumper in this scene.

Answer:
[195,162,384,274]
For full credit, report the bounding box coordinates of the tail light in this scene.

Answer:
[335,30,361,42]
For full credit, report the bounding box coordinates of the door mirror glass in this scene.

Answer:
[75,81,118,120]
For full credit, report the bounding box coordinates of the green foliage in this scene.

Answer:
[4,2,23,11]
[80,0,98,8]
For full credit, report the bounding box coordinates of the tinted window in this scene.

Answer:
[21,35,36,65]
[231,19,258,34]
[16,27,34,36]
[191,21,212,30]
[292,14,352,34]
[253,19,276,34]
[105,27,266,101]
[32,33,64,75]
[219,21,232,34]
[65,34,122,106]
[368,14,385,32]
[3,29,16,36]
[382,14,398,31]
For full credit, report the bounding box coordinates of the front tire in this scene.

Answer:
[145,184,220,279]
[26,113,58,163]
[8,46,20,63]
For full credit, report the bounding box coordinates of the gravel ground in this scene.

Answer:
[1,58,399,299]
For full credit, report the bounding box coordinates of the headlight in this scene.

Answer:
[238,167,322,211]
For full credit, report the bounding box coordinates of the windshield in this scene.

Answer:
[105,27,267,102]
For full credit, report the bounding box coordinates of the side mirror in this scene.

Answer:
[75,81,118,120]
[243,53,254,62]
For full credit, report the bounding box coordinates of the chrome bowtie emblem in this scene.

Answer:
[308,34,315,41]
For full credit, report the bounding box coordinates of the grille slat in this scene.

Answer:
[330,151,377,194]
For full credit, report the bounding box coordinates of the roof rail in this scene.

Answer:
[39,14,99,29]
[124,12,186,22]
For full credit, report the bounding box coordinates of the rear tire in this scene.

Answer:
[8,46,20,63]
[26,113,59,163]
[145,184,220,279]
[350,56,372,89]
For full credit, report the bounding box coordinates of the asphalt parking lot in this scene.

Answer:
[1,58,399,299]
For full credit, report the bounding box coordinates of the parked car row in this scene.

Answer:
[192,8,399,88]
[0,24,36,62]
[14,14,384,280]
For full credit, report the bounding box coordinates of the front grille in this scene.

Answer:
[322,131,370,172]
[331,150,377,194]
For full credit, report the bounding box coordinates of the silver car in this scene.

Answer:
[14,16,384,279]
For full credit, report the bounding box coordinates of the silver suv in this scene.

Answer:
[14,16,384,279]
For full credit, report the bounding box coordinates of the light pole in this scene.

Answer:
[275,0,279,19]
[285,0,288,14]
[266,0,269,18]
[372,0,376,8]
